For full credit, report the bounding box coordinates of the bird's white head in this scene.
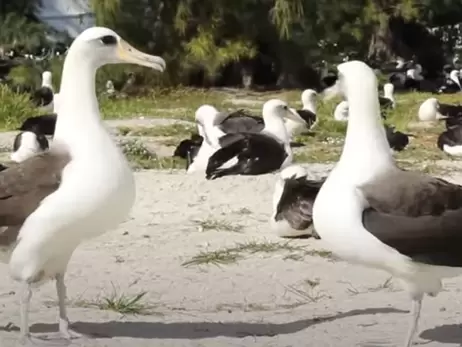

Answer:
[106,80,114,89]
[322,60,378,105]
[334,100,349,121]
[383,83,394,99]
[280,164,307,180]
[69,27,166,71]
[262,99,302,123]
[449,70,461,89]
[301,89,317,113]
[418,97,446,121]
[42,71,52,87]
[195,105,220,126]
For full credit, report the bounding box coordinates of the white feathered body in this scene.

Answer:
[8,123,136,285]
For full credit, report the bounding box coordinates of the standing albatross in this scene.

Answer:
[0,27,165,343]
[313,60,462,347]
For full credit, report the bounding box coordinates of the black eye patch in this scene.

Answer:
[100,35,117,45]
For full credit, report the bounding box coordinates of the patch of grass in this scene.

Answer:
[72,288,153,315]
[194,218,243,233]
[129,123,196,137]
[97,291,150,315]
[120,139,186,170]
[182,249,243,267]
[0,85,38,130]
[284,278,329,303]
[182,240,332,267]
[100,88,232,120]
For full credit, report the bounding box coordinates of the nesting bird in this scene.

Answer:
[11,129,49,163]
[271,165,324,238]
[31,71,55,112]
[285,89,318,139]
[206,99,300,179]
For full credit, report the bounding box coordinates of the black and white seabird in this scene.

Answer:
[11,128,49,163]
[418,97,462,128]
[205,99,300,180]
[314,60,462,347]
[186,105,228,174]
[271,165,324,238]
[31,71,54,112]
[0,27,165,343]
[18,114,57,136]
[437,125,462,156]
[173,133,203,169]
[379,83,395,109]
[438,70,462,94]
[285,89,317,138]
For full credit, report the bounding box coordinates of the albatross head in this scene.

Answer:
[42,71,53,88]
[301,89,317,113]
[263,99,302,123]
[418,97,446,121]
[383,83,394,100]
[449,70,461,89]
[70,27,166,71]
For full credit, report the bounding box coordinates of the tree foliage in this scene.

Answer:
[2,0,462,87]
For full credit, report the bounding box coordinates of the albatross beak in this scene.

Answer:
[117,39,166,72]
[285,108,306,123]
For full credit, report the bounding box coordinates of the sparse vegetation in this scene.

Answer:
[120,138,186,170]
[194,218,243,233]
[285,278,329,303]
[74,289,153,315]
[182,240,333,267]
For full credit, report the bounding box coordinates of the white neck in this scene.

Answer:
[201,118,226,147]
[262,113,290,144]
[384,89,394,101]
[54,48,101,142]
[338,87,394,181]
[302,99,316,113]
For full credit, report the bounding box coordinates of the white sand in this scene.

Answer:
[0,165,462,346]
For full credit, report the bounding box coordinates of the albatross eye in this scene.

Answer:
[283,105,288,110]
[100,35,117,45]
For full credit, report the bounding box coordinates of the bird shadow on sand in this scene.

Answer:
[420,324,462,346]
[9,307,407,340]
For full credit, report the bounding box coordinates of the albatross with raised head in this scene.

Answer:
[313,60,462,347]
[0,27,165,344]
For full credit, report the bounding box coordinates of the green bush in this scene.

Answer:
[0,85,37,130]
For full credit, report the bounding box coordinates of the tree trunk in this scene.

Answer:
[367,20,394,62]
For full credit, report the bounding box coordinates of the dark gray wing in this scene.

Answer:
[295,110,316,128]
[219,109,264,133]
[361,168,462,266]
[0,148,70,245]
[276,177,325,230]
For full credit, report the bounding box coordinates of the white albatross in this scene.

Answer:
[1,27,165,343]
[313,60,462,347]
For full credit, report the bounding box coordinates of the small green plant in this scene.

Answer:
[285,278,329,303]
[130,123,196,137]
[0,85,37,129]
[119,139,187,170]
[97,291,150,315]
[182,249,243,267]
[182,240,331,267]
[194,218,243,233]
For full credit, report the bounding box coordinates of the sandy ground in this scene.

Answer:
[1,120,462,346]
[1,166,462,347]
